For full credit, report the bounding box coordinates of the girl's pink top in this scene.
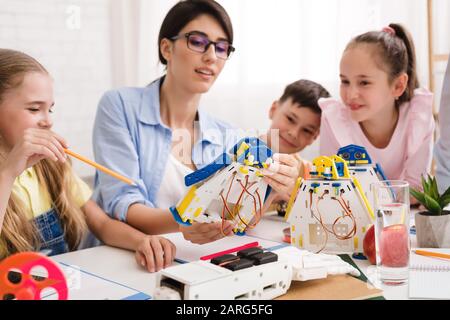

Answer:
[319,88,435,189]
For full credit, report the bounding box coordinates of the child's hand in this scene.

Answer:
[262,153,299,199]
[1,128,68,178]
[179,220,234,245]
[135,235,176,273]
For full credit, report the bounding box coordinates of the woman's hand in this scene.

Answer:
[179,220,235,245]
[135,235,176,273]
[262,153,299,199]
[1,128,67,178]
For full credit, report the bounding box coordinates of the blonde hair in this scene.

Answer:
[0,49,87,258]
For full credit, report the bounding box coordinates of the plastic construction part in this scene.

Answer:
[352,252,367,260]
[249,252,278,265]
[169,207,192,226]
[200,242,259,261]
[232,137,273,166]
[0,252,68,300]
[223,258,254,271]
[332,183,342,188]
[237,247,264,258]
[375,163,388,181]
[184,153,233,187]
[338,144,372,165]
[210,254,240,266]
[335,162,348,177]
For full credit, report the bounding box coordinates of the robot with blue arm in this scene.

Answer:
[170,137,273,235]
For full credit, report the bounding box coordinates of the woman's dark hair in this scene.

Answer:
[346,23,419,107]
[279,80,331,115]
[158,0,233,65]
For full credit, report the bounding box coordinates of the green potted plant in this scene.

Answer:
[410,175,450,248]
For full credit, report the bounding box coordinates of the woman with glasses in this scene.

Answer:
[92,0,299,250]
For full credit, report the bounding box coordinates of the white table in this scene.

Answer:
[52,230,288,300]
[51,211,426,300]
[53,245,156,299]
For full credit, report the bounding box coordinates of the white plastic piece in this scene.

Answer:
[154,259,292,300]
[294,267,328,281]
[154,246,362,300]
[154,286,182,300]
[348,165,382,210]
[273,246,360,281]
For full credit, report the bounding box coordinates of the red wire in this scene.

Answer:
[218,167,265,235]
[309,189,357,253]
[234,176,251,227]
[220,172,237,236]
[237,179,262,229]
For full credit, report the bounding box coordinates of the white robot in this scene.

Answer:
[170,137,274,235]
[153,246,361,300]
[285,152,375,254]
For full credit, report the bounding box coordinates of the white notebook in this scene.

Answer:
[409,250,450,299]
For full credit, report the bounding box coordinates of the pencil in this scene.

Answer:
[64,149,136,186]
[415,249,450,260]
[200,241,259,261]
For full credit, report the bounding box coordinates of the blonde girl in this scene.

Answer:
[0,49,175,272]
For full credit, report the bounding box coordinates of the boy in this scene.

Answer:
[261,79,330,215]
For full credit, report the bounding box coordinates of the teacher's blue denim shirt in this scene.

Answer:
[92,77,240,221]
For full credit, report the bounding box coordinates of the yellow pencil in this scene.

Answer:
[64,149,136,186]
[415,250,450,260]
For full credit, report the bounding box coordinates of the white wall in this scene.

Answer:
[432,0,450,114]
[130,0,441,161]
[1,0,448,176]
[204,0,433,161]
[0,0,112,179]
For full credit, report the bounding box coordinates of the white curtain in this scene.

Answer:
[432,0,450,114]
[110,0,175,87]
[112,0,446,160]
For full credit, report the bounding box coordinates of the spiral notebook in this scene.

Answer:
[409,250,450,299]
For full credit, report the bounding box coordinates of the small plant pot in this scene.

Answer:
[415,211,450,248]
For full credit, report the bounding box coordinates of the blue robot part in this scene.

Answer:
[169,206,192,226]
[375,163,388,181]
[233,137,273,167]
[184,137,273,187]
[338,145,372,165]
[184,153,233,187]
[335,162,346,177]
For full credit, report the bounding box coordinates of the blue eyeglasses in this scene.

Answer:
[170,31,235,60]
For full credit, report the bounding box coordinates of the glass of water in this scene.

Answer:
[372,180,410,285]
